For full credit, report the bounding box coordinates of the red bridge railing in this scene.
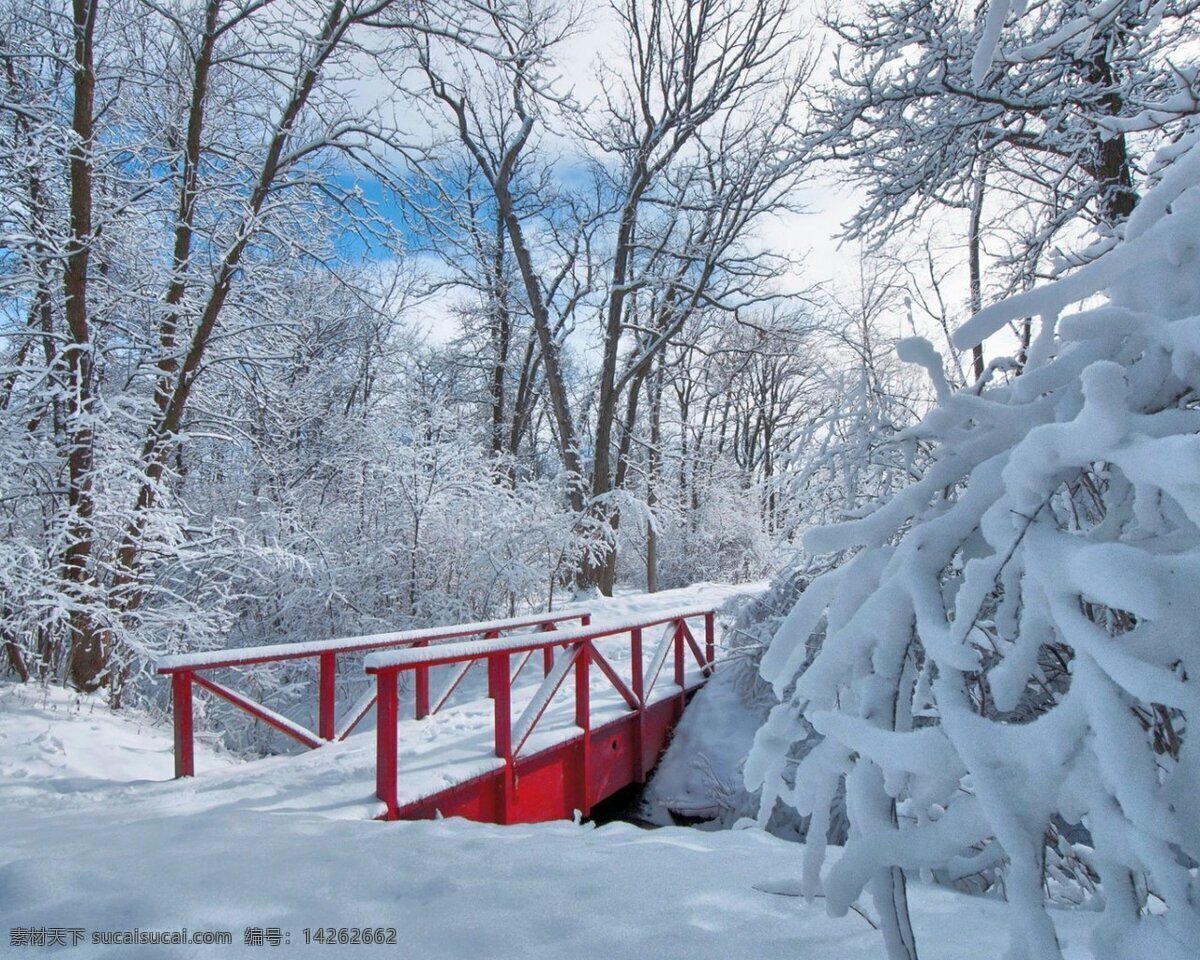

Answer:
[156,609,591,778]
[364,608,715,822]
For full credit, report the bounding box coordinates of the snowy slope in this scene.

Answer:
[640,666,763,824]
[0,585,1102,958]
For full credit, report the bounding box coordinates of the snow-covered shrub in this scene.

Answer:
[745,134,1200,960]
[615,460,781,592]
[641,304,931,829]
[643,557,853,839]
[640,563,808,827]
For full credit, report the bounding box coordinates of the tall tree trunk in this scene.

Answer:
[152,0,222,421]
[1081,31,1137,225]
[409,514,420,615]
[112,0,353,616]
[498,197,585,502]
[967,157,988,381]
[3,618,30,682]
[507,334,540,461]
[582,200,643,595]
[646,353,663,593]
[63,0,105,691]
[489,209,510,457]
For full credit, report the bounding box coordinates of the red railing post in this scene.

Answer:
[415,641,430,720]
[171,671,195,778]
[540,621,556,676]
[485,630,500,698]
[575,640,592,817]
[489,653,513,823]
[318,652,336,741]
[630,628,644,705]
[631,627,646,781]
[376,669,398,819]
[674,618,687,716]
[704,612,715,674]
[674,618,686,686]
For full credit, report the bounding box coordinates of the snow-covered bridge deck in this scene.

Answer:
[155,587,743,824]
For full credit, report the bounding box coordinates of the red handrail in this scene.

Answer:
[157,609,592,778]
[364,609,716,821]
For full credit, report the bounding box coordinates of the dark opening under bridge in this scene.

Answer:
[156,606,716,824]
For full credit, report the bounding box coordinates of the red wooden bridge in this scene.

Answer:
[156,605,716,825]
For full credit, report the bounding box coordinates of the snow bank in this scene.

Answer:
[639,667,763,824]
[0,679,1100,959]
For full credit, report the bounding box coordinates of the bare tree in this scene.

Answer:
[811,0,1199,363]
[405,0,813,592]
[815,0,1199,237]
[0,0,526,692]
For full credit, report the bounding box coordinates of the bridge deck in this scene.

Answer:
[161,587,748,824]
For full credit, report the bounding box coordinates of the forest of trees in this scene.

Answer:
[0,0,934,699]
[4,0,1200,957]
[738,3,1200,959]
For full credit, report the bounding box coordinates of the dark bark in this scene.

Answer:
[645,353,663,593]
[494,190,586,508]
[967,157,987,381]
[63,0,105,691]
[507,333,541,460]
[153,0,223,421]
[112,0,356,616]
[1084,49,1137,225]
[3,623,30,682]
[488,209,512,457]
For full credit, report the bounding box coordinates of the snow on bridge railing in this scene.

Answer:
[361,608,715,671]
[365,607,716,821]
[156,609,591,778]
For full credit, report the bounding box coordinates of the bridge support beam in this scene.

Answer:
[575,642,592,818]
[318,653,336,741]
[171,671,194,779]
[490,653,513,824]
[376,671,398,819]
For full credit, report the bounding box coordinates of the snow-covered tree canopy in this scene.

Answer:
[815,0,1199,241]
[4,0,881,701]
[746,14,1200,960]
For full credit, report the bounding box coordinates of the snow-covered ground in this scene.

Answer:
[1,584,1101,958]
[641,665,763,824]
